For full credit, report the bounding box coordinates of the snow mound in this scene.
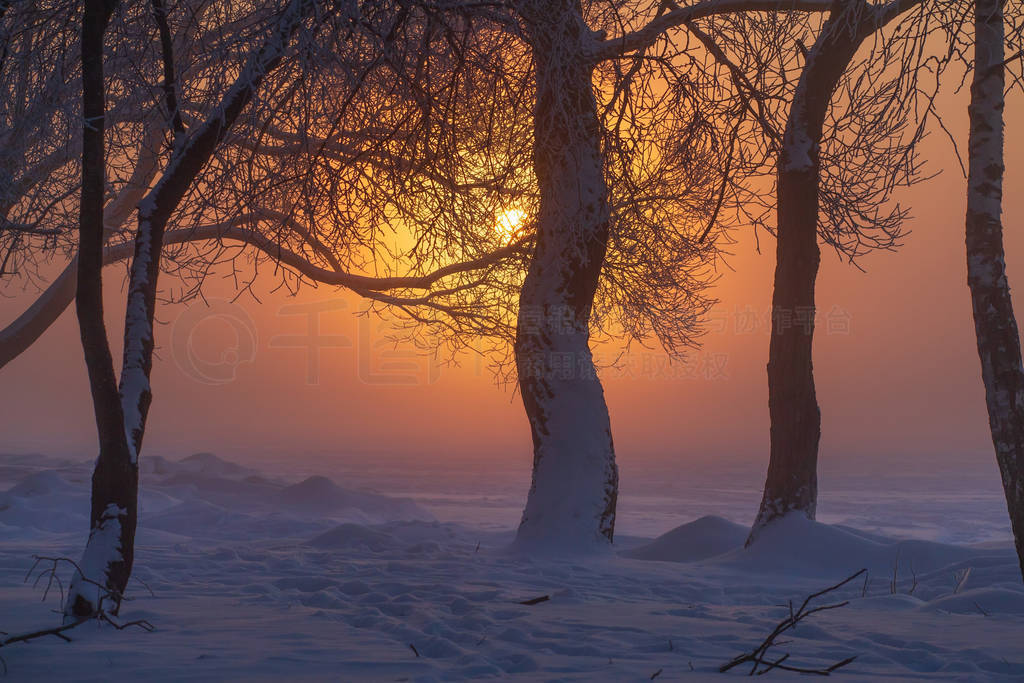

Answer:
[624,515,747,562]
[139,455,181,477]
[277,475,434,522]
[0,471,88,535]
[174,452,255,479]
[925,586,1024,615]
[139,453,257,481]
[278,475,345,506]
[307,523,397,552]
[725,513,989,577]
[6,471,76,497]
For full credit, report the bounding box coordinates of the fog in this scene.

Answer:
[1,89,1020,486]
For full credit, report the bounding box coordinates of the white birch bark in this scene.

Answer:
[965,0,1024,580]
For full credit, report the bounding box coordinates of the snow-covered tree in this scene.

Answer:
[67,0,333,617]
[73,0,129,620]
[4,0,535,614]
[393,0,841,550]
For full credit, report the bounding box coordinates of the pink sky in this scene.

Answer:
[0,89,1021,476]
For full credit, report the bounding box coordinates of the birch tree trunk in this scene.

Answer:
[68,0,137,618]
[512,0,618,551]
[965,0,1024,580]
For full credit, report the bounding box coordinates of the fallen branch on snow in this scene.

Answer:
[0,556,155,676]
[719,568,866,676]
[953,567,972,594]
[518,595,550,605]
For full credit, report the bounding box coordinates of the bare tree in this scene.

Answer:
[627,1,970,544]
[964,0,1024,579]
[401,0,772,549]
[743,0,939,541]
[7,0,944,559]
[58,0,546,612]
[72,0,131,620]
[67,0,331,616]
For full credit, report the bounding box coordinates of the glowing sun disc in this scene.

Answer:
[495,208,526,244]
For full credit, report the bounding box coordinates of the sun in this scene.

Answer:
[495,208,526,245]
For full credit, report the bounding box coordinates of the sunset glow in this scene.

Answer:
[3,1,1024,678]
[495,207,526,244]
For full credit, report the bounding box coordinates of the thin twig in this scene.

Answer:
[720,569,865,676]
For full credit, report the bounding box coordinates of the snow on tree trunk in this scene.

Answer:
[966,0,1024,580]
[119,0,313,453]
[512,0,618,552]
[67,0,137,619]
[119,209,158,460]
[68,0,316,615]
[749,0,874,544]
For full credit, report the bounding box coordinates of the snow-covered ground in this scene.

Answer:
[1,451,1022,681]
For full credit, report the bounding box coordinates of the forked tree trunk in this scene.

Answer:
[69,0,137,618]
[512,0,618,551]
[67,0,315,615]
[965,0,1024,580]
[749,0,874,543]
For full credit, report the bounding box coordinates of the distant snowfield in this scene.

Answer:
[1,452,1022,681]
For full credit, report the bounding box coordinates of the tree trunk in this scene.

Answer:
[118,0,313,453]
[512,0,618,551]
[66,0,315,615]
[748,0,870,543]
[68,0,137,618]
[966,0,1024,580]
[755,161,822,534]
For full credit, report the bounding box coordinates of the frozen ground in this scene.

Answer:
[1,451,1022,681]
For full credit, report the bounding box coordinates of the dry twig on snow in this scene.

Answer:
[719,568,866,676]
[0,556,154,675]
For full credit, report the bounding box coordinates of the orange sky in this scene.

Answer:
[0,87,1021,477]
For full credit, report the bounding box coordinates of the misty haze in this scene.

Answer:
[2,0,1024,680]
